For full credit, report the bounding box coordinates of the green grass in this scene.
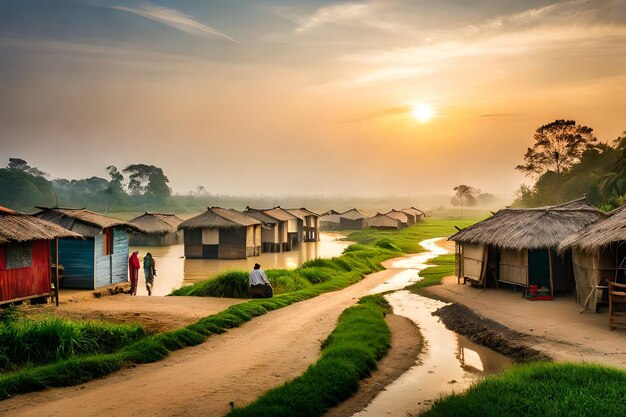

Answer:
[226,295,391,417]
[423,362,626,417]
[0,218,471,400]
[0,315,144,373]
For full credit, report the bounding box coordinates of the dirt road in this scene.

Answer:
[0,268,405,417]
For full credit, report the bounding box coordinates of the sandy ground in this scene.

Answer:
[0,268,407,417]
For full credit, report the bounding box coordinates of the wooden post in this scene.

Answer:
[548,248,554,297]
[55,238,60,307]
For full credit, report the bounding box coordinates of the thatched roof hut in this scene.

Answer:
[179,208,261,259]
[33,207,140,290]
[558,203,626,312]
[129,212,182,235]
[0,206,82,305]
[285,208,320,242]
[244,207,299,251]
[320,210,341,230]
[128,212,183,246]
[0,206,80,244]
[450,198,603,250]
[366,213,401,229]
[450,197,605,296]
[339,209,369,230]
[385,209,412,227]
[179,207,260,230]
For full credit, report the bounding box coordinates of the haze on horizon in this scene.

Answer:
[1,0,625,198]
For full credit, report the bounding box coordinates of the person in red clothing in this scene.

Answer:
[128,251,140,296]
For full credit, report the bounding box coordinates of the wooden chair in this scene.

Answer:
[608,281,626,330]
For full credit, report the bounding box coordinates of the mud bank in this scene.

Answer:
[432,303,551,363]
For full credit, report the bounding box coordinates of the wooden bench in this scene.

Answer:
[608,281,626,330]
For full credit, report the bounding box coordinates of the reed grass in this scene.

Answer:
[226,295,391,417]
[0,316,144,372]
[423,362,626,417]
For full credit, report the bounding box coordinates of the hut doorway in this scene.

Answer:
[528,249,551,290]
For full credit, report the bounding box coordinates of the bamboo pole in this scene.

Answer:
[55,238,60,307]
[548,248,554,297]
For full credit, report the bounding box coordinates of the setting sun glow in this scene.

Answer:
[410,103,435,123]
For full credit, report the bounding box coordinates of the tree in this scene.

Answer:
[122,164,171,198]
[106,165,125,196]
[599,132,626,199]
[516,119,596,176]
[6,157,48,177]
[451,185,480,217]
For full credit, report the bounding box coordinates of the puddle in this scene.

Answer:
[353,238,511,416]
[130,232,351,296]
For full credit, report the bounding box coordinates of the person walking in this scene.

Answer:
[249,263,272,298]
[128,251,140,296]
[143,252,156,296]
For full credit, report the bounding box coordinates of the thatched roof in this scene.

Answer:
[0,206,81,244]
[322,210,340,216]
[450,198,605,250]
[366,213,400,229]
[129,212,183,234]
[179,207,260,230]
[35,207,142,232]
[559,203,626,254]
[243,210,279,225]
[385,209,410,223]
[284,208,320,220]
[246,207,296,222]
[340,209,369,220]
[402,207,425,217]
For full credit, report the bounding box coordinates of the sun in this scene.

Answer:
[410,103,435,123]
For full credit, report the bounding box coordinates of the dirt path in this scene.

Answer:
[0,268,402,417]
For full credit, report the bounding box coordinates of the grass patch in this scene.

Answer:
[0,218,471,400]
[226,295,391,417]
[423,362,626,417]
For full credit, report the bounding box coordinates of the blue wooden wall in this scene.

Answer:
[95,228,129,288]
[57,238,95,289]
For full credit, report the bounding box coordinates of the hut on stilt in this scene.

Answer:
[285,208,320,242]
[128,212,183,246]
[0,206,80,305]
[450,198,605,298]
[179,207,261,259]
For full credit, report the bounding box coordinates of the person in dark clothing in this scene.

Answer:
[143,252,156,296]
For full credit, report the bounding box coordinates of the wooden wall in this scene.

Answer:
[57,238,95,289]
[0,240,51,305]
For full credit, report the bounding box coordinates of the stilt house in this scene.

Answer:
[179,207,261,259]
[450,198,604,297]
[128,212,183,246]
[34,207,141,290]
[244,207,299,251]
[559,203,626,312]
[0,206,80,305]
[285,208,320,242]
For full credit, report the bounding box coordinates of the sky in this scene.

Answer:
[1,0,626,198]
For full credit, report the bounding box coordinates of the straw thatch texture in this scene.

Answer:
[179,207,260,230]
[128,212,183,234]
[559,204,626,254]
[402,207,426,217]
[0,206,81,244]
[35,207,142,232]
[285,208,320,219]
[243,210,279,225]
[385,209,410,223]
[450,198,604,250]
[340,209,369,220]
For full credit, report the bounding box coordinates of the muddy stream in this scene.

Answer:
[354,238,511,416]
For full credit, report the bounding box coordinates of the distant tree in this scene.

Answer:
[6,157,48,178]
[451,185,480,217]
[123,164,171,198]
[106,165,125,195]
[516,120,596,176]
[0,169,55,211]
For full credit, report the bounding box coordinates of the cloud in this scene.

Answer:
[288,3,370,32]
[110,3,239,43]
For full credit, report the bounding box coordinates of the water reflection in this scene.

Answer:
[131,232,351,296]
[354,238,511,416]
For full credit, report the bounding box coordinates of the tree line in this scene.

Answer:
[512,119,626,210]
[0,159,174,212]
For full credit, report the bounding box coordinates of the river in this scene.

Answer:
[130,232,351,296]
